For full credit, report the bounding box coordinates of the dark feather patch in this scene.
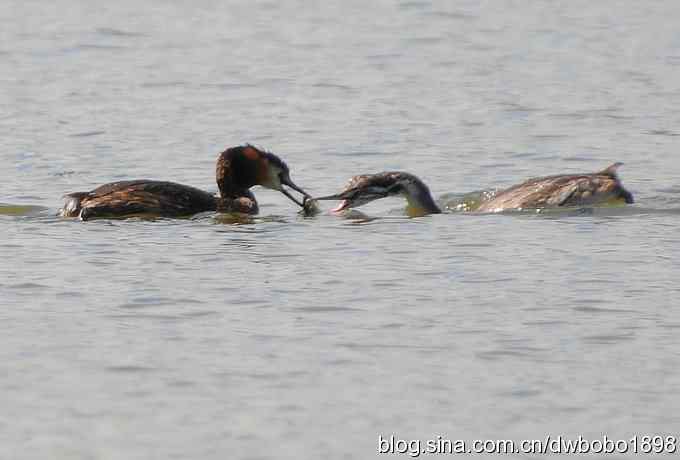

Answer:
[62,180,218,220]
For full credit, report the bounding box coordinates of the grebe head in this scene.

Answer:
[315,171,441,214]
[217,145,310,207]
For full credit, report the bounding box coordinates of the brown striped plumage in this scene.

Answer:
[476,163,633,212]
[313,163,634,216]
[60,145,309,220]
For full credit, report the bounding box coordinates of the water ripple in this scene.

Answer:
[68,130,106,138]
[106,365,156,373]
[582,333,636,344]
[96,27,146,38]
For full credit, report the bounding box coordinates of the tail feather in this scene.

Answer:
[598,162,624,178]
[60,193,87,217]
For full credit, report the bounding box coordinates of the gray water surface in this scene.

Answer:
[2,1,680,459]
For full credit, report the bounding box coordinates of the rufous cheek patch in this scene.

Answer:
[244,146,259,160]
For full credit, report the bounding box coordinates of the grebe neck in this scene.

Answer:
[215,147,259,199]
[402,181,442,216]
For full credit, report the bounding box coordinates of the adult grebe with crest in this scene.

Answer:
[60,145,310,220]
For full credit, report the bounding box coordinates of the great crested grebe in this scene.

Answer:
[60,145,310,220]
[313,163,634,216]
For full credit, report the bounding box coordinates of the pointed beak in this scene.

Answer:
[312,192,352,213]
[313,193,345,201]
[311,185,394,213]
[280,175,310,208]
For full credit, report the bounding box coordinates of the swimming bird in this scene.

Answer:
[313,163,634,216]
[60,145,310,220]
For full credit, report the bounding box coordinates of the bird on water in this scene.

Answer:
[313,163,634,216]
[60,145,310,220]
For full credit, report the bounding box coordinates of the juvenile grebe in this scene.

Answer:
[60,145,310,220]
[313,163,634,216]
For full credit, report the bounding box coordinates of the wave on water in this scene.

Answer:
[0,203,48,217]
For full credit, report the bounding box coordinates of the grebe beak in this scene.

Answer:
[280,174,311,208]
[313,193,345,201]
[313,184,396,212]
[313,192,353,212]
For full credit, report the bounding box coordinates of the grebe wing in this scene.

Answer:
[63,180,217,220]
[476,174,578,211]
[478,168,632,212]
[87,179,157,196]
